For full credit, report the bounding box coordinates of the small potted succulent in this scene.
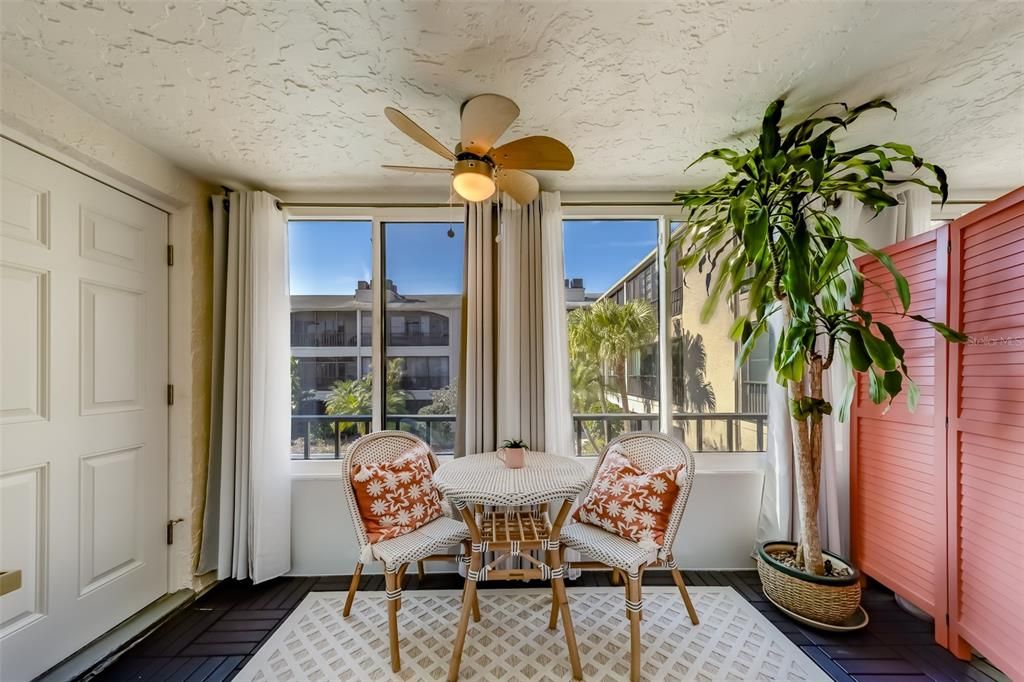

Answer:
[498,439,528,469]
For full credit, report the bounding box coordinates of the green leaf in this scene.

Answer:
[851,187,901,213]
[761,99,784,159]
[817,239,849,288]
[846,237,911,311]
[909,315,969,343]
[736,315,769,369]
[860,325,897,371]
[926,163,949,204]
[875,322,908,372]
[867,368,886,404]
[729,183,754,232]
[808,158,825,189]
[810,133,828,159]
[882,142,914,157]
[850,271,864,305]
[906,378,920,413]
[729,316,748,342]
[835,350,856,422]
[743,208,769,261]
[686,147,740,171]
[846,327,871,371]
[883,370,903,397]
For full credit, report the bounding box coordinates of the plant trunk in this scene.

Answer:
[790,354,826,576]
[616,358,630,417]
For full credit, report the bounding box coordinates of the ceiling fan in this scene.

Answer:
[381,94,574,204]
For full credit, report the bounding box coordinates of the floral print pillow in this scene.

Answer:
[351,446,445,543]
[573,447,684,549]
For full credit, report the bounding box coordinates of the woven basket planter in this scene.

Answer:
[758,541,861,625]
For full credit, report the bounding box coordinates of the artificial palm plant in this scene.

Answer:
[670,99,965,584]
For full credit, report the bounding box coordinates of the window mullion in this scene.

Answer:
[371,216,384,432]
[658,215,672,435]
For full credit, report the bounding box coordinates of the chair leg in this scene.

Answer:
[626,573,643,682]
[343,562,363,617]
[417,560,425,580]
[448,552,480,681]
[384,570,401,672]
[548,581,559,630]
[549,546,583,681]
[460,577,481,623]
[610,568,621,585]
[670,562,699,625]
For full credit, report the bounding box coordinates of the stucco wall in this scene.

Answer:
[1,64,215,591]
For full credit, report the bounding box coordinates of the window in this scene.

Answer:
[291,310,358,347]
[287,208,767,461]
[563,219,661,455]
[668,222,767,452]
[382,221,464,454]
[288,220,373,459]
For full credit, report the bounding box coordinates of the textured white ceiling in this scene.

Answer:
[2,1,1022,197]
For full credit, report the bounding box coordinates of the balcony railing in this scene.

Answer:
[741,381,769,414]
[573,412,767,455]
[291,331,357,347]
[360,332,452,347]
[290,414,456,460]
[291,411,767,460]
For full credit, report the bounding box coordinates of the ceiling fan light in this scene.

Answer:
[452,159,495,202]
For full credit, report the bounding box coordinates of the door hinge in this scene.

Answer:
[945,416,949,428]
[166,518,184,545]
[167,384,174,405]
[167,244,174,266]
[947,239,951,254]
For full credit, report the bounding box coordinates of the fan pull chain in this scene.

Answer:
[447,187,456,238]
[495,187,504,244]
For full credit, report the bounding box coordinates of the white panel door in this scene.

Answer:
[0,139,169,681]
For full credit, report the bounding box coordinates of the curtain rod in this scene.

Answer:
[274,198,986,210]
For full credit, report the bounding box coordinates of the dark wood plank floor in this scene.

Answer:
[90,571,1005,682]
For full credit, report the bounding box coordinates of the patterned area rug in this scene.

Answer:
[234,587,824,681]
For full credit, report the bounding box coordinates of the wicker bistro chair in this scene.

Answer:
[340,431,472,673]
[559,432,699,682]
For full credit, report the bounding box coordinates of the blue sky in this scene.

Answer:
[289,218,656,296]
[563,219,658,293]
[289,220,372,295]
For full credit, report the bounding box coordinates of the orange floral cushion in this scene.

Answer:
[573,447,683,549]
[351,446,445,543]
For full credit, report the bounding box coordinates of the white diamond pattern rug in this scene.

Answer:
[234,587,825,681]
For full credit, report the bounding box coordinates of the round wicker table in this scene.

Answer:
[433,451,590,681]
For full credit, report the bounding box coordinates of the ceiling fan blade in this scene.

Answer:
[384,107,456,161]
[490,136,574,171]
[382,164,452,174]
[460,94,520,156]
[496,169,540,205]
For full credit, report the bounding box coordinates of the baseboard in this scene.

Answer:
[36,589,194,682]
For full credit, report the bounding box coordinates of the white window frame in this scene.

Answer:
[285,205,462,436]
[287,204,765,476]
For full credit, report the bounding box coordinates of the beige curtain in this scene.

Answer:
[456,199,498,456]
[496,191,573,455]
[197,191,291,583]
[497,197,545,446]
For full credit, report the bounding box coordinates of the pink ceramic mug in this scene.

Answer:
[497,447,525,469]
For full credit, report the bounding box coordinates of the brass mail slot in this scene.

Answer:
[0,570,22,597]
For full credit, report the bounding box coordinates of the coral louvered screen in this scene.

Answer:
[947,188,1024,681]
[851,228,949,644]
[850,188,1024,676]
